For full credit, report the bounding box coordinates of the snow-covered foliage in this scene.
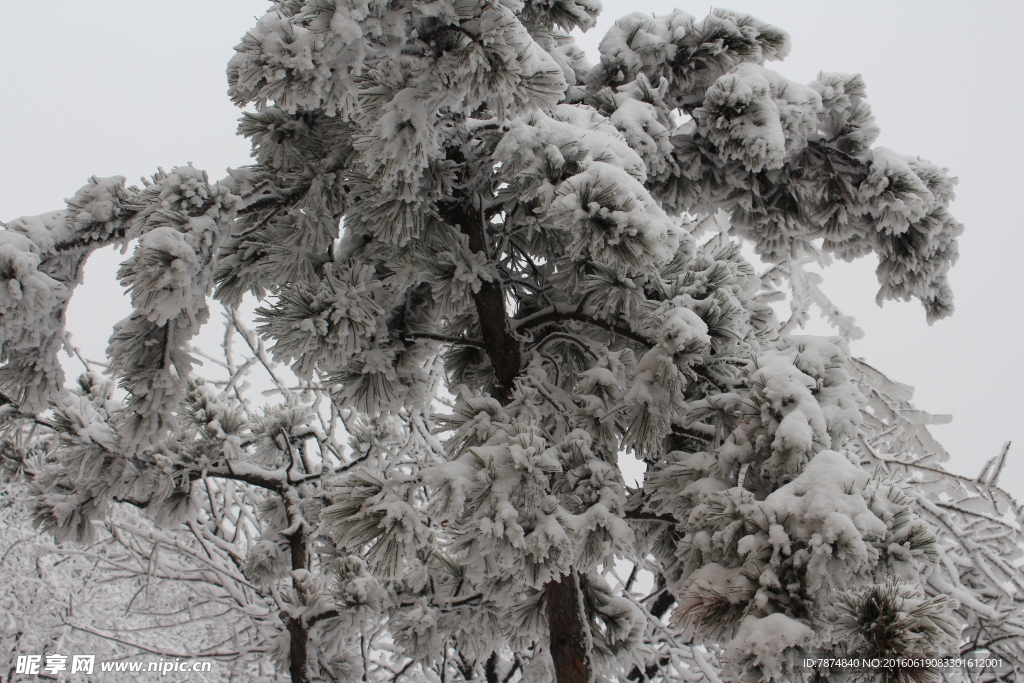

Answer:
[0,424,277,682]
[851,361,1024,681]
[1,1,1017,683]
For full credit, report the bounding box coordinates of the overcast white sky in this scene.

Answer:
[1,0,1021,498]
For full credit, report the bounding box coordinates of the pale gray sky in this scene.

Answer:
[1,0,1021,497]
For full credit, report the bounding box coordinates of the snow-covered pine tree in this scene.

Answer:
[0,2,984,682]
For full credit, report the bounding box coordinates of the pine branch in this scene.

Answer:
[302,606,340,628]
[52,227,128,253]
[403,332,487,349]
[513,305,653,348]
[202,462,287,493]
[63,620,253,659]
[392,658,416,682]
[0,391,58,431]
[535,331,600,359]
[623,509,677,525]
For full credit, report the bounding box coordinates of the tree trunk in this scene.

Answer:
[442,190,594,683]
[440,198,520,404]
[546,571,594,683]
[286,497,311,683]
[485,651,500,683]
[288,617,311,683]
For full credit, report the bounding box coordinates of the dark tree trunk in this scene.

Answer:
[485,651,500,683]
[441,192,594,683]
[471,274,521,404]
[288,617,311,683]
[439,199,521,404]
[546,571,594,683]
[285,499,312,683]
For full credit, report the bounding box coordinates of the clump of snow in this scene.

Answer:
[696,64,823,172]
[64,175,129,237]
[811,72,880,155]
[552,161,682,270]
[592,9,790,109]
[763,450,888,595]
[257,262,387,380]
[724,613,814,682]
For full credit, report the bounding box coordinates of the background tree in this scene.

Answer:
[0,428,278,682]
[0,2,1019,683]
